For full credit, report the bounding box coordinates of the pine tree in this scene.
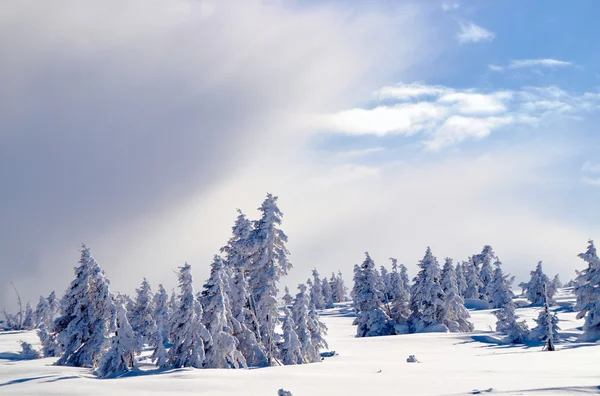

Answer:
[47,291,60,322]
[549,274,561,298]
[96,302,136,378]
[380,265,392,302]
[246,194,292,364]
[321,278,334,309]
[55,245,113,367]
[22,302,34,330]
[400,264,410,296]
[440,258,474,332]
[201,255,246,369]
[280,307,303,365]
[282,286,294,306]
[353,253,395,337]
[152,284,170,367]
[388,258,401,302]
[37,323,60,357]
[493,300,528,344]
[462,258,482,300]
[390,258,411,325]
[331,271,348,303]
[409,247,445,333]
[473,245,496,301]
[310,269,325,310]
[488,260,514,309]
[455,262,468,298]
[35,296,51,329]
[291,284,319,363]
[574,240,600,340]
[307,298,328,355]
[167,263,211,369]
[129,278,156,354]
[524,262,552,306]
[531,284,559,350]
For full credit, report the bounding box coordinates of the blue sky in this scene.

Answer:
[0,0,598,310]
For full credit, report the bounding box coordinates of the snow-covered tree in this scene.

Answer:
[409,247,445,333]
[321,278,334,309]
[549,274,561,298]
[22,302,34,330]
[309,269,325,310]
[455,262,467,298]
[37,323,60,357]
[574,240,600,340]
[246,194,292,364]
[473,245,496,301]
[379,265,392,302]
[35,296,51,329]
[462,258,481,300]
[201,255,246,369]
[440,258,474,333]
[531,284,559,350]
[19,341,40,359]
[493,300,528,344]
[331,271,348,303]
[524,262,552,306]
[54,245,113,367]
[151,284,170,367]
[291,284,319,363]
[307,301,328,355]
[282,286,294,306]
[280,307,303,365]
[390,259,411,326]
[96,302,136,378]
[47,291,60,322]
[488,260,514,309]
[353,253,395,337]
[167,263,211,369]
[129,278,156,354]
[388,258,401,301]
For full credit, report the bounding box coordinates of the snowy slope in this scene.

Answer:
[1,289,598,396]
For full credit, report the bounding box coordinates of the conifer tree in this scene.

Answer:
[440,258,473,332]
[35,296,51,328]
[462,258,481,300]
[152,284,170,367]
[307,300,328,355]
[390,258,411,325]
[549,274,561,298]
[246,194,292,364]
[524,262,552,305]
[473,245,496,301]
[488,260,514,309]
[455,262,468,298]
[167,263,211,369]
[37,323,60,357]
[331,271,348,303]
[574,240,600,340]
[22,302,34,330]
[388,258,401,302]
[282,286,294,306]
[353,253,395,337]
[291,284,319,363]
[321,278,334,309]
[409,247,445,333]
[531,284,559,350]
[493,300,528,344]
[96,302,136,378]
[280,307,303,365]
[380,265,392,302]
[310,269,325,310]
[129,278,156,354]
[47,291,60,322]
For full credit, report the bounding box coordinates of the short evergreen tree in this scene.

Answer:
[167,263,211,369]
[473,245,496,301]
[353,253,395,337]
[19,341,40,359]
[549,274,561,298]
[380,265,393,302]
[531,285,559,350]
[129,278,156,354]
[22,302,34,330]
[280,307,303,365]
[331,271,348,303]
[96,302,136,378]
[409,247,445,333]
[291,284,319,363]
[307,301,328,355]
[462,258,482,300]
[440,258,474,332]
[488,260,514,309]
[310,269,325,310]
[151,284,170,367]
[493,300,528,344]
[455,262,467,298]
[47,291,60,322]
[35,296,51,329]
[37,323,60,357]
[321,278,334,309]
[525,262,552,306]
[246,194,292,364]
[574,240,600,340]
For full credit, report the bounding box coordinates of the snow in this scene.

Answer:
[1,289,599,395]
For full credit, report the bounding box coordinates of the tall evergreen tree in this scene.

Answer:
[380,265,392,302]
[531,284,559,350]
[455,262,468,298]
[167,263,211,369]
[129,278,156,354]
[47,291,60,322]
[462,258,481,300]
[152,284,170,367]
[96,302,136,378]
[390,258,411,325]
[440,258,474,332]
[473,245,496,301]
[35,296,51,328]
[409,247,445,333]
[310,269,325,310]
[291,284,319,363]
[331,271,348,303]
[321,278,334,309]
[575,240,600,340]
[488,260,514,309]
[280,307,303,365]
[353,253,395,337]
[524,262,552,306]
[246,194,292,364]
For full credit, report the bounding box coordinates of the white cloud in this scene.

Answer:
[456,21,495,44]
[489,58,574,72]
[425,115,515,151]
[376,83,449,100]
[582,176,600,186]
[441,2,460,11]
[488,64,504,72]
[582,161,600,174]
[437,92,509,115]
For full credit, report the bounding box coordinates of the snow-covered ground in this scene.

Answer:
[1,289,598,395]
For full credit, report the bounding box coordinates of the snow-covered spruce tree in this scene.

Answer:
[493,300,528,344]
[473,245,496,301]
[321,278,334,309]
[488,260,514,309]
[201,255,246,369]
[390,259,411,327]
[388,258,401,302]
[307,299,328,355]
[462,258,482,300]
[331,271,348,303]
[440,258,474,332]
[455,262,468,298]
[531,284,559,349]
[280,307,303,365]
[525,262,552,306]
[37,323,60,357]
[54,245,113,367]
[47,291,60,322]
[96,302,136,378]
[309,269,325,310]
[353,252,395,337]
[282,286,294,306]
[291,284,319,363]
[35,296,51,328]
[549,274,561,298]
[400,264,410,296]
[246,194,292,364]
[22,302,34,330]
[151,284,170,367]
[409,247,445,333]
[380,265,392,302]
[574,240,600,340]
[167,263,211,369]
[129,278,156,354]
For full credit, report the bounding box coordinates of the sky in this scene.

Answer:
[1,0,599,310]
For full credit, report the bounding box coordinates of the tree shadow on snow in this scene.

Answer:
[0,375,55,387]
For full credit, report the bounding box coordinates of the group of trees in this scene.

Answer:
[15,194,328,378]
[282,269,348,310]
